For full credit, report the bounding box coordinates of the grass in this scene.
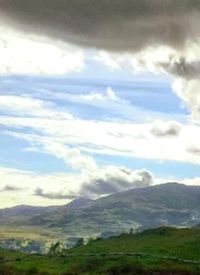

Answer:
[70,227,200,260]
[0,227,199,274]
[0,226,66,242]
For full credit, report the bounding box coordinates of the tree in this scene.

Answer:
[74,238,84,248]
[129,228,134,235]
[48,242,61,257]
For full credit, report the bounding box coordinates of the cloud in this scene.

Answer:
[0,27,85,75]
[158,56,200,120]
[0,0,200,52]
[32,87,148,122]
[40,142,98,172]
[160,57,200,80]
[34,188,77,200]
[81,167,153,197]
[172,78,200,120]
[1,185,22,192]
[93,46,200,122]
[94,48,200,121]
[0,167,82,207]
[0,163,199,208]
[187,145,200,155]
[94,52,121,70]
[150,120,182,138]
[0,165,153,207]
[79,87,118,102]
[2,105,200,165]
[1,0,200,122]
[182,177,200,186]
[0,95,73,119]
[1,93,200,168]
[1,0,200,123]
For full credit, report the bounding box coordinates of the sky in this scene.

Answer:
[1,0,200,207]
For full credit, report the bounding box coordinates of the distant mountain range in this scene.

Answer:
[0,183,199,237]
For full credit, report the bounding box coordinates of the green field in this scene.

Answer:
[0,227,199,274]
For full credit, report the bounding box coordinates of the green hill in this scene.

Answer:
[0,227,199,274]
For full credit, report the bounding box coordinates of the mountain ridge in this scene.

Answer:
[0,183,199,236]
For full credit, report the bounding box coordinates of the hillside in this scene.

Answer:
[0,197,92,219]
[0,227,199,274]
[27,183,200,235]
[0,183,200,237]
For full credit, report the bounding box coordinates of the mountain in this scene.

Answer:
[64,197,93,209]
[0,198,92,227]
[0,183,199,237]
[0,205,57,217]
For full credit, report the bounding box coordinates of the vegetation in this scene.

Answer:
[0,227,199,274]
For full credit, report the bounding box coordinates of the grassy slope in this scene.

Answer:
[0,227,199,274]
[70,227,200,260]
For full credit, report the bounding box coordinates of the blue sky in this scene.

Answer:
[0,10,200,207]
[0,65,188,176]
[0,58,200,207]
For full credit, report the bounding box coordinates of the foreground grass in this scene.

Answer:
[0,227,199,274]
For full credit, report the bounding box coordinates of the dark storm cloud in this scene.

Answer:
[0,0,200,52]
[34,188,77,200]
[159,57,200,80]
[80,169,153,197]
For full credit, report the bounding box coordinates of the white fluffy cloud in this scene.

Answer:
[0,165,154,207]
[0,94,200,166]
[0,27,85,75]
[0,167,80,207]
[182,177,200,186]
[172,78,200,120]
[93,45,200,121]
[78,87,118,102]
[0,95,73,119]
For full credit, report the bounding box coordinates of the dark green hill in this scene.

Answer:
[0,227,199,274]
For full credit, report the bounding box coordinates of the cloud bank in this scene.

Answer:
[1,0,200,119]
[34,188,77,200]
[0,165,153,207]
[1,93,200,166]
[0,0,200,52]
[81,168,153,198]
[0,29,84,75]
